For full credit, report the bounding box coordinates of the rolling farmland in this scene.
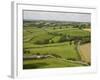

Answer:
[23,20,91,69]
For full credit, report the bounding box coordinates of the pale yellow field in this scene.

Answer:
[83,29,91,32]
[79,43,91,63]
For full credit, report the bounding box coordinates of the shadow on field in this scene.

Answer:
[23,62,48,69]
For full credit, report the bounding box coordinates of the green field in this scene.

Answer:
[23,20,91,69]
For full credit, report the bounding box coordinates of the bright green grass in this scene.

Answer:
[23,58,84,69]
[24,27,53,43]
[47,28,90,37]
[24,27,90,43]
[24,44,80,60]
[51,36,61,42]
[23,26,90,69]
[24,41,69,48]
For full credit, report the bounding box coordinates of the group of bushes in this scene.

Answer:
[23,49,81,62]
[51,53,62,58]
[23,49,30,54]
[23,50,62,59]
[34,39,50,44]
[33,33,90,45]
[67,58,78,61]
[24,20,90,29]
[58,35,91,44]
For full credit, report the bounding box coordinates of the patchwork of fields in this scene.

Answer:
[23,21,91,69]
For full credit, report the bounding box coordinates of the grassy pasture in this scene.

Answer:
[47,28,90,37]
[23,21,91,69]
[25,44,80,60]
[23,58,84,69]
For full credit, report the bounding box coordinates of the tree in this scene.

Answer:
[50,40,54,43]
[59,26,62,29]
[53,27,56,30]
[69,41,72,45]
[59,35,67,42]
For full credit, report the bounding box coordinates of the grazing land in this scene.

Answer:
[23,20,91,69]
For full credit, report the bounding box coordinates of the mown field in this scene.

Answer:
[79,43,91,64]
[23,20,91,69]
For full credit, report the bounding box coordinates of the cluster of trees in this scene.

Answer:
[67,58,78,61]
[73,23,91,29]
[23,49,30,54]
[34,39,50,44]
[33,34,90,45]
[23,20,90,29]
[48,32,62,36]
[58,35,90,44]
[51,53,62,58]
[24,50,62,59]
